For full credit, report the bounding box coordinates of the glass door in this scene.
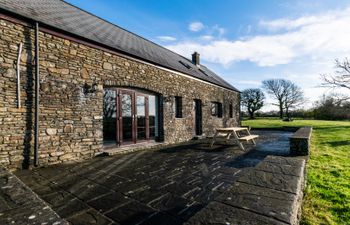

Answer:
[103,89,117,146]
[118,90,135,144]
[103,88,158,147]
[136,94,148,141]
[148,95,157,139]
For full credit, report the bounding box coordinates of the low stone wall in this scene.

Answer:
[290,127,312,156]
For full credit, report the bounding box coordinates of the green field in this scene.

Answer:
[242,118,350,225]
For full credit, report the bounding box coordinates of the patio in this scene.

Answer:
[11,130,304,225]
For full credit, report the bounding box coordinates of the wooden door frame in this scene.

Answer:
[117,89,136,145]
[116,88,152,146]
[135,92,150,142]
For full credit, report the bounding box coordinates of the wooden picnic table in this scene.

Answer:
[210,127,259,150]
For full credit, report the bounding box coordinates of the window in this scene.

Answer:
[199,68,209,76]
[175,96,183,118]
[211,102,222,118]
[179,60,192,70]
[229,104,233,118]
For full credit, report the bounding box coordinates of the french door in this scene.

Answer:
[118,89,150,144]
[103,88,156,146]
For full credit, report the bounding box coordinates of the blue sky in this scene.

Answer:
[66,0,350,110]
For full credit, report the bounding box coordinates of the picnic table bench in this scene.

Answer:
[210,127,259,150]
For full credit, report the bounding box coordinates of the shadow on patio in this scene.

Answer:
[13,130,293,225]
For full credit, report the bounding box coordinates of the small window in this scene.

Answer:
[211,102,222,118]
[175,96,183,118]
[179,61,192,70]
[199,68,209,76]
[229,104,233,118]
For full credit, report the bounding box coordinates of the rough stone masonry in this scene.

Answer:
[0,17,240,169]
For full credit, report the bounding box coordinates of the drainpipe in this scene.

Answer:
[16,43,23,108]
[34,22,39,167]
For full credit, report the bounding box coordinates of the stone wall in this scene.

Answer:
[0,17,240,169]
[290,127,312,156]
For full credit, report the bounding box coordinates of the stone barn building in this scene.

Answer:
[0,0,240,169]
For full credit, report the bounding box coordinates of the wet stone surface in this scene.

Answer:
[12,130,305,225]
[216,181,295,223]
[185,201,289,225]
[237,168,301,194]
[0,168,68,225]
[187,155,306,225]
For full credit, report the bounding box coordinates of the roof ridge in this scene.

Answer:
[0,0,238,91]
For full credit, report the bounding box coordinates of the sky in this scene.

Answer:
[66,0,350,111]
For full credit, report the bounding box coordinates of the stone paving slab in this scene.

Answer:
[87,192,131,213]
[216,182,296,223]
[187,155,306,225]
[185,201,289,225]
[255,160,303,177]
[67,209,113,225]
[104,200,156,225]
[10,130,306,225]
[41,190,77,207]
[139,212,183,225]
[237,169,301,194]
[263,155,305,166]
[0,167,68,225]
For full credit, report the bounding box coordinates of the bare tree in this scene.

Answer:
[284,84,304,119]
[241,88,265,119]
[262,79,304,119]
[321,58,350,90]
[262,79,288,119]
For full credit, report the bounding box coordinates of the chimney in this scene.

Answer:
[192,52,200,66]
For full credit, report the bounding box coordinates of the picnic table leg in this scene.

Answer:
[225,133,232,143]
[238,141,245,150]
[232,131,245,151]
[210,132,218,148]
[246,129,256,145]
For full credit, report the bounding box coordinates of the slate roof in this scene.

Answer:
[0,0,239,91]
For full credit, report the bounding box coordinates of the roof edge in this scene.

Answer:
[0,6,240,93]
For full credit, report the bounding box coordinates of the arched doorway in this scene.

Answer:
[103,88,159,147]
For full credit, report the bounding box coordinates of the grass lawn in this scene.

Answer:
[242,118,350,225]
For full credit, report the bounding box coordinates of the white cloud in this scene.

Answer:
[189,21,204,32]
[166,38,295,66]
[167,7,350,67]
[259,16,325,31]
[246,25,252,34]
[259,8,350,31]
[157,36,177,42]
[165,7,350,111]
[200,35,214,41]
[213,25,225,36]
[236,80,262,86]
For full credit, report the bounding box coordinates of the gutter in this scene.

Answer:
[0,9,239,93]
[34,21,39,167]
